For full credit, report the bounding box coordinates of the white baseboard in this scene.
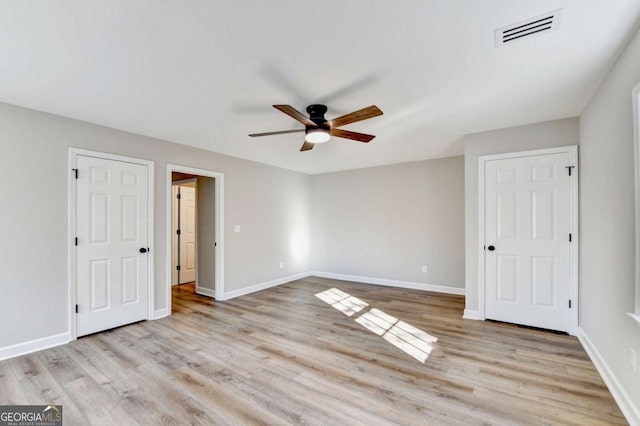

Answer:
[0,332,70,362]
[223,272,312,300]
[153,308,169,320]
[463,309,484,320]
[195,286,215,298]
[577,327,640,426]
[310,271,465,295]
[221,270,464,301]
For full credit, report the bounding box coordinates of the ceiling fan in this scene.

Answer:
[249,104,383,151]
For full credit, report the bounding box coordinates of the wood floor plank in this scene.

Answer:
[0,279,627,425]
[8,354,90,425]
[170,366,290,425]
[65,337,183,424]
[0,360,27,405]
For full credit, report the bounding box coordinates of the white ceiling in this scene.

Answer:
[1,1,639,174]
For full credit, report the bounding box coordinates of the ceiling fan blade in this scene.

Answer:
[329,105,383,128]
[300,141,315,151]
[273,105,315,127]
[330,128,376,143]
[249,129,305,137]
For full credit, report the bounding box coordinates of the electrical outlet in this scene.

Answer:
[279,261,284,269]
[631,348,637,372]
[422,265,428,273]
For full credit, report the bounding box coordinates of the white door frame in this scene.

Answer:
[166,164,225,309]
[68,148,155,341]
[173,178,197,186]
[631,82,640,323]
[477,145,579,335]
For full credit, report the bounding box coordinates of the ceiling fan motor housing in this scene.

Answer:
[306,104,328,127]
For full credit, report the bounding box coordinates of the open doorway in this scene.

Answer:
[166,165,225,315]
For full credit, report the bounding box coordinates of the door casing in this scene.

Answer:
[68,148,155,341]
[477,145,579,335]
[165,164,225,313]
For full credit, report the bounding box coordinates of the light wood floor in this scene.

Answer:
[0,277,626,425]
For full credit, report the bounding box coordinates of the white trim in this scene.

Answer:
[68,151,77,340]
[568,146,579,334]
[0,332,70,362]
[153,308,169,320]
[68,148,155,341]
[220,271,465,300]
[463,309,483,320]
[311,271,465,295]
[477,146,576,162]
[172,177,197,186]
[195,286,215,298]
[632,82,640,318]
[577,327,640,425]
[477,145,579,335]
[223,272,312,300]
[477,157,487,320]
[166,165,225,313]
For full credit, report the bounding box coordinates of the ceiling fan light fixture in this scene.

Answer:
[305,128,330,144]
[249,104,382,151]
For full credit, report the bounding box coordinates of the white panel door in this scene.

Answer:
[179,186,196,283]
[485,152,571,332]
[76,155,149,337]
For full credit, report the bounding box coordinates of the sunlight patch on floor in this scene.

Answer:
[315,287,369,317]
[356,308,437,362]
[315,288,438,363]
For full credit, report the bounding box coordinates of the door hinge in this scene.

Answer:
[75,304,79,313]
[72,168,78,179]
[565,166,575,176]
[176,265,181,271]
[214,242,217,247]
[569,233,572,242]
[177,193,181,199]
[569,300,572,309]
[176,229,181,235]
[74,237,78,246]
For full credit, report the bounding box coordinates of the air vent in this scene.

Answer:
[495,9,563,47]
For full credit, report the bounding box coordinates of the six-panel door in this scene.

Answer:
[76,155,149,337]
[485,152,571,332]
[179,186,197,284]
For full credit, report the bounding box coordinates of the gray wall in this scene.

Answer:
[311,157,465,287]
[196,176,216,293]
[0,102,311,348]
[579,26,640,408]
[463,118,580,312]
